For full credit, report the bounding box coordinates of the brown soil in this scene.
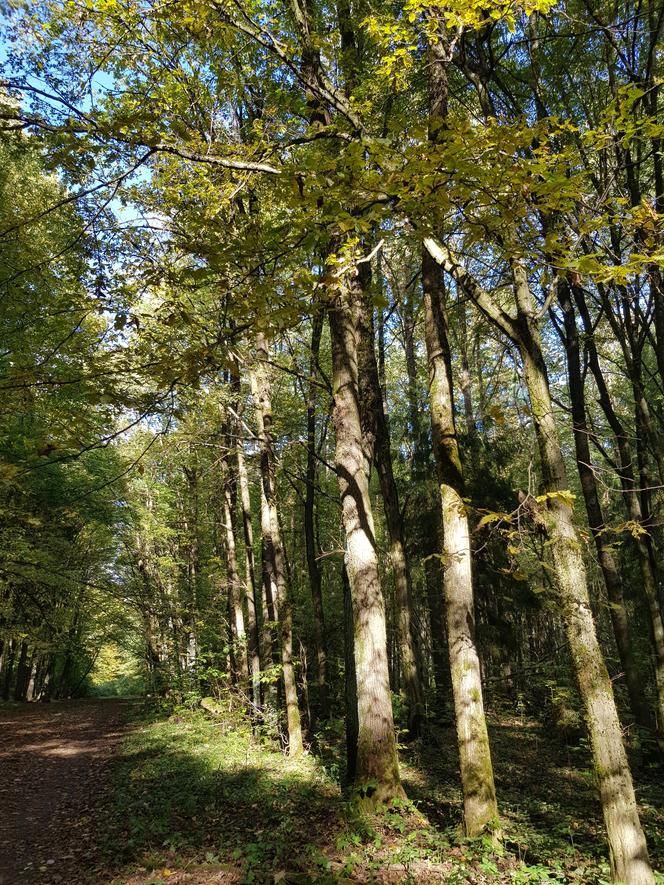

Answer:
[0,699,131,885]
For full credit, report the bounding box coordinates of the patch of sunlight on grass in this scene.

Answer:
[102,708,664,884]
[102,707,344,883]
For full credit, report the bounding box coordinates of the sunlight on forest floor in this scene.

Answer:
[100,706,664,884]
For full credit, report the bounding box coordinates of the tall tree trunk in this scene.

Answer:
[402,286,448,707]
[304,310,329,719]
[343,561,359,781]
[33,655,47,701]
[250,332,303,756]
[329,268,404,806]
[421,234,655,882]
[511,261,653,885]
[13,641,30,702]
[2,638,15,701]
[559,282,653,730]
[356,264,425,738]
[235,429,262,706]
[454,301,476,436]
[231,361,262,705]
[422,247,499,836]
[402,287,428,477]
[221,457,249,688]
[423,29,498,837]
[182,459,201,674]
[259,483,279,705]
[425,553,449,709]
[573,284,664,736]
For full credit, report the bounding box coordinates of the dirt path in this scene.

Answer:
[0,699,132,885]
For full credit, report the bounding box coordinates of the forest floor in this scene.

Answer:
[0,698,132,885]
[0,699,662,885]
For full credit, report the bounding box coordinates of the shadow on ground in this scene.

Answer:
[401,716,664,873]
[97,708,664,884]
[100,713,345,883]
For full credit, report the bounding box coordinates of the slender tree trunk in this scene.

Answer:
[402,287,449,708]
[187,461,200,673]
[573,285,664,735]
[422,246,499,836]
[33,655,46,700]
[13,641,30,702]
[343,561,359,781]
[259,482,279,698]
[425,554,449,709]
[455,302,476,436]
[559,282,653,730]
[251,332,303,756]
[651,266,664,386]
[356,264,425,738]
[236,437,262,706]
[403,288,428,477]
[2,638,15,701]
[423,29,498,837]
[329,268,404,806]
[26,657,37,701]
[221,461,249,687]
[376,260,389,419]
[231,362,262,705]
[511,261,653,885]
[304,310,329,719]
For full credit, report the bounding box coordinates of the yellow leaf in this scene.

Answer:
[478,511,510,527]
[535,490,576,508]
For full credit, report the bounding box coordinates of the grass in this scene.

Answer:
[99,701,664,884]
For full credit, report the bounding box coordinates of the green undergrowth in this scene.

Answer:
[100,703,664,884]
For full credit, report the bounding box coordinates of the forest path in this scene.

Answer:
[0,698,133,885]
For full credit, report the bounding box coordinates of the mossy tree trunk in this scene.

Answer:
[512,261,653,885]
[421,235,654,883]
[558,281,653,731]
[573,284,664,739]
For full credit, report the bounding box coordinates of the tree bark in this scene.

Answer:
[235,431,262,705]
[573,284,664,737]
[329,267,404,806]
[423,28,498,837]
[250,332,303,756]
[422,246,499,836]
[221,454,249,688]
[343,561,359,781]
[402,287,429,478]
[231,361,262,705]
[511,261,653,885]
[2,638,15,701]
[356,263,425,738]
[558,281,653,730]
[401,287,449,708]
[13,641,30,702]
[304,310,329,719]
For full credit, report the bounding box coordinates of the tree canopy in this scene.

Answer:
[1,0,664,881]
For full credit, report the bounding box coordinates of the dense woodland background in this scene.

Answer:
[1,0,664,881]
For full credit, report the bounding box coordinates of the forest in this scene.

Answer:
[0,0,663,882]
